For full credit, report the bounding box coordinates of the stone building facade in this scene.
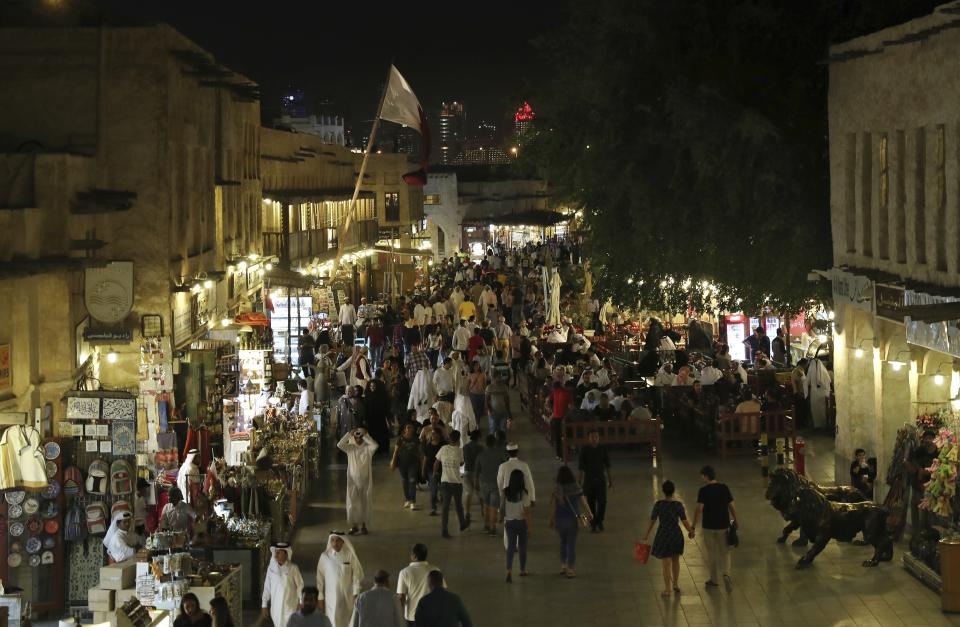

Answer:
[828,1,960,488]
[0,25,261,415]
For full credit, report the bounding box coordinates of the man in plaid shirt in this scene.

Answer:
[405,342,432,382]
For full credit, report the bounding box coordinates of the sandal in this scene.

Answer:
[565,569,576,579]
[559,565,567,575]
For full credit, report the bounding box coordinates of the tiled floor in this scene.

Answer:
[290,392,960,627]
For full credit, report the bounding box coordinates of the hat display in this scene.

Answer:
[506,443,519,451]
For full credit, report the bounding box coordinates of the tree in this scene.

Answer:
[528,0,940,314]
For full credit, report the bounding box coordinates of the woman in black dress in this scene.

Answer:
[642,480,694,597]
[365,379,393,456]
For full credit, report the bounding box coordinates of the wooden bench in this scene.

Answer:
[562,418,662,465]
[715,410,795,458]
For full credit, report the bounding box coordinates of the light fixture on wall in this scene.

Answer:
[106,347,118,364]
[851,337,875,359]
[888,349,911,371]
[931,361,953,386]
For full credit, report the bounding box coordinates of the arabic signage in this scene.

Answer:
[904,290,960,358]
[82,328,133,342]
[830,268,875,315]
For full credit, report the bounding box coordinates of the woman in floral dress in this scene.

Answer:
[643,480,694,597]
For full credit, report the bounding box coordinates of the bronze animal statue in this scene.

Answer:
[769,471,868,547]
[765,468,893,568]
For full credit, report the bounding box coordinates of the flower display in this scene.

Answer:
[919,428,959,519]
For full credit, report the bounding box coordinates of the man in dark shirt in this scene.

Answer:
[592,394,617,421]
[691,465,738,587]
[578,430,612,532]
[414,570,472,627]
[461,430,483,524]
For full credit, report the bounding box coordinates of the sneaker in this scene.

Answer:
[505,572,512,583]
[402,501,411,509]
[409,503,420,511]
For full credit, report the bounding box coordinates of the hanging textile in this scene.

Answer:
[0,425,49,490]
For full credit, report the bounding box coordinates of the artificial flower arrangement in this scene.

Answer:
[920,428,959,519]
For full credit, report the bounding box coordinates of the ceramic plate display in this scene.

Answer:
[42,535,55,549]
[41,551,53,565]
[8,504,22,519]
[43,441,61,460]
[25,537,41,554]
[26,518,40,534]
[41,480,59,500]
[5,491,25,505]
[28,554,40,567]
[43,519,58,534]
[9,542,21,554]
[23,497,39,515]
[45,461,57,479]
[9,521,24,537]
[7,554,21,568]
[41,502,57,519]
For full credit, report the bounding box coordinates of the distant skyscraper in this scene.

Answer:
[439,101,466,165]
[514,101,535,144]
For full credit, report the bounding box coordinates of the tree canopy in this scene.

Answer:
[527,0,941,315]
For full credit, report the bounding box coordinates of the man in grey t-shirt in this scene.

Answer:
[485,375,512,434]
[474,434,507,536]
[286,586,332,627]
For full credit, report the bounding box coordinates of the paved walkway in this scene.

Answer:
[291,392,960,627]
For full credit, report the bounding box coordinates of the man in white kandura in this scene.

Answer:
[261,543,304,627]
[103,510,140,563]
[317,531,364,627]
[337,427,378,535]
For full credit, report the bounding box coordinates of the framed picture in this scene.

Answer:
[102,398,136,421]
[112,421,135,456]
[66,397,100,420]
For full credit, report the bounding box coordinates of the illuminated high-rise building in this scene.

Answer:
[514,101,535,144]
[439,101,466,165]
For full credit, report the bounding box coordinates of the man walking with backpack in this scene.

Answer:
[690,465,739,588]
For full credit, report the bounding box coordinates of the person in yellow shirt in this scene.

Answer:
[458,296,477,322]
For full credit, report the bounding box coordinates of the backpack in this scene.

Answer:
[86,501,108,535]
[64,502,87,542]
[86,460,110,495]
[111,500,131,518]
[110,459,133,496]
[63,466,84,498]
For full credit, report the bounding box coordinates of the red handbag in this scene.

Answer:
[634,542,651,564]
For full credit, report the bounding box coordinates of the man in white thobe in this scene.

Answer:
[337,429,378,535]
[261,543,304,627]
[317,533,364,627]
[805,357,832,429]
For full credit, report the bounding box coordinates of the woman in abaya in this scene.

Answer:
[364,378,393,455]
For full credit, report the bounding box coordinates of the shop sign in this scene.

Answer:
[875,284,906,322]
[82,328,133,342]
[0,344,10,391]
[788,312,808,337]
[830,268,875,315]
[172,293,193,346]
[904,290,960,358]
[85,261,134,324]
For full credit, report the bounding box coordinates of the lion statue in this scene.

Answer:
[765,468,893,568]
[768,470,869,547]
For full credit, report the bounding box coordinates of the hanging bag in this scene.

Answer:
[64,502,87,542]
[634,541,651,564]
[86,459,110,495]
[110,459,133,495]
[86,501,109,535]
[564,493,590,529]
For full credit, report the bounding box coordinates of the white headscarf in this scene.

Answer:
[267,542,295,575]
[177,449,199,503]
[103,511,135,562]
[324,531,364,581]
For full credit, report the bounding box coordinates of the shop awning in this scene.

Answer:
[463,210,569,227]
[373,245,431,257]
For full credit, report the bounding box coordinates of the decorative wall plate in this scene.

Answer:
[26,518,41,534]
[41,502,57,519]
[25,536,41,554]
[5,491,25,505]
[43,441,61,460]
[45,461,58,478]
[42,535,56,549]
[41,551,53,565]
[8,504,22,519]
[23,497,39,515]
[41,480,60,500]
[9,521,24,536]
[28,554,40,567]
[44,519,59,534]
[7,554,21,568]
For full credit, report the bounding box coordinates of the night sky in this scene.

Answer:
[90,1,562,132]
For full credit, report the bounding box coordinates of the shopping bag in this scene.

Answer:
[726,522,739,547]
[634,542,651,564]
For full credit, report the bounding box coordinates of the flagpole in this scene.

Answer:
[336,64,392,271]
